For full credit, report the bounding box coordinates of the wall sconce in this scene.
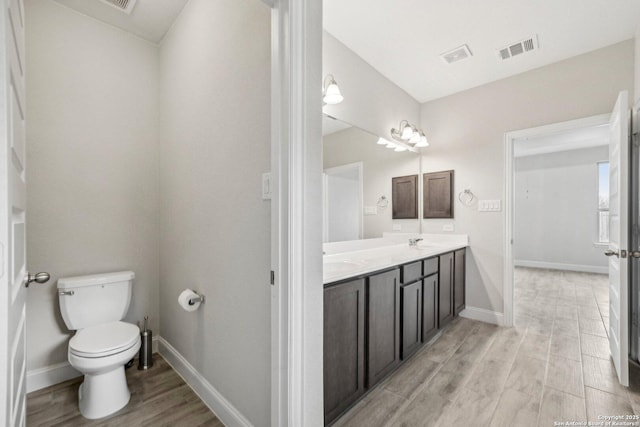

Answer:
[390,120,429,148]
[323,75,344,105]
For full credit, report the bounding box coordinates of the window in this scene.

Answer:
[598,162,609,243]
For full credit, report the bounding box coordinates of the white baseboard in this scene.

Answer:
[26,361,81,393]
[460,306,504,326]
[158,337,253,427]
[514,260,608,275]
[26,336,160,394]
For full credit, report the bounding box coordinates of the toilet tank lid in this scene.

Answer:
[57,271,135,289]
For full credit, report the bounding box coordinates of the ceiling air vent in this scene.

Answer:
[497,35,539,61]
[440,44,473,65]
[98,0,138,14]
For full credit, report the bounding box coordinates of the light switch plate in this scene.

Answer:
[443,224,454,232]
[364,206,377,215]
[392,223,402,231]
[262,172,272,200]
[478,199,501,212]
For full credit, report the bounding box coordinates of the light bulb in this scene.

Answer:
[415,133,429,147]
[400,124,413,140]
[323,82,344,105]
[409,127,420,144]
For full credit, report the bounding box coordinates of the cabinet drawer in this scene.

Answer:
[423,257,438,277]
[401,261,422,284]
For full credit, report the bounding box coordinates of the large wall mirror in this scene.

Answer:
[322,115,421,242]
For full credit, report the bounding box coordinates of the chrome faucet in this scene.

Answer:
[408,238,423,247]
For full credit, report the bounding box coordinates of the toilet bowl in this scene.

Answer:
[68,321,141,419]
[57,271,139,419]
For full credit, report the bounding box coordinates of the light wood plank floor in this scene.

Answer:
[333,267,640,427]
[26,354,222,427]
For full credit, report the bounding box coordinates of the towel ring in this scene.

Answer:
[458,189,475,206]
[377,196,389,208]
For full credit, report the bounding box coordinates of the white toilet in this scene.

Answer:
[57,271,141,419]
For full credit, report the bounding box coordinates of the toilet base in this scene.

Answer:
[78,366,131,419]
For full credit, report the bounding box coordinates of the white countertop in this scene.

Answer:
[323,234,469,285]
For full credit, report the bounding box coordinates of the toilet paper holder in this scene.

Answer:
[188,292,205,306]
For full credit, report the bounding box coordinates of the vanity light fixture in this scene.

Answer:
[390,120,428,149]
[415,130,429,147]
[323,74,344,105]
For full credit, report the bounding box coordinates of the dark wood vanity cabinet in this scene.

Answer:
[400,280,422,359]
[454,249,466,315]
[422,273,438,342]
[367,269,401,387]
[323,279,365,423]
[438,252,454,328]
[323,249,466,426]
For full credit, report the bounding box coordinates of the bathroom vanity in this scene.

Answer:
[323,236,467,425]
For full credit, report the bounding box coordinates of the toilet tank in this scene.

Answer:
[57,271,135,330]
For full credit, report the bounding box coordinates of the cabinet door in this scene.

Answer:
[438,252,454,328]
[392,175,418,219]
[454,249,466,316]
[324,279,365,424]
[401,281,422,359]
[422,274,438,342]
[367,269,400,387]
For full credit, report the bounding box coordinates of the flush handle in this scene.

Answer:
[25,272,50,288]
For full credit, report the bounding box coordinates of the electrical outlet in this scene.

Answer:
[364,206,377,215]
[392,223,402,231]
[443,224,454,232]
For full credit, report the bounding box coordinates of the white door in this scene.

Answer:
[0,0,48,425]
[607,90,630,386]
[322,163,363,243]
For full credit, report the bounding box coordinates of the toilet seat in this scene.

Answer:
[70,321,140,358]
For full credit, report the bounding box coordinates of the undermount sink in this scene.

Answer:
[324,260,365,275]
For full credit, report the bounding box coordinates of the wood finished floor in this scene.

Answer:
[333,267,640,427]
[26,354,221,427]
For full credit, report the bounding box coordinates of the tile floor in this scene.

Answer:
[333,267,640,427]
[26,354,221,426]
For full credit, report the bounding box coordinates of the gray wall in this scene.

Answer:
[158,0,271,425]
[323,127,421,237]
[323,31,420,141]
[25,0,159,370]
[514,147,609,272]
[420,40,634,315]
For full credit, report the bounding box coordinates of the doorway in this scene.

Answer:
[323,162,363,242]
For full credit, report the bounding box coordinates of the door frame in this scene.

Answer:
[323,161,364,242]
[503,113,611,327]
[270,0,324,426]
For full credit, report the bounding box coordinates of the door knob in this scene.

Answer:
[631,251,640,258]
[25,272,50,287]
[604,250,619,257]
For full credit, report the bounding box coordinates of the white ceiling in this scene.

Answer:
[324,0,640,103]
[514,123,609,157]
[53,0,188,43]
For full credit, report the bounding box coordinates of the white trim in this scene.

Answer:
[514,260,608,275]
[26,336,160,393]
[459,307,504,326]
[26,362,81,394]
[504,113,611,329]
[158,337,253,427]
[270,0,323,425]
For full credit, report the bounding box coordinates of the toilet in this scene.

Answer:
[57,271,141,419]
